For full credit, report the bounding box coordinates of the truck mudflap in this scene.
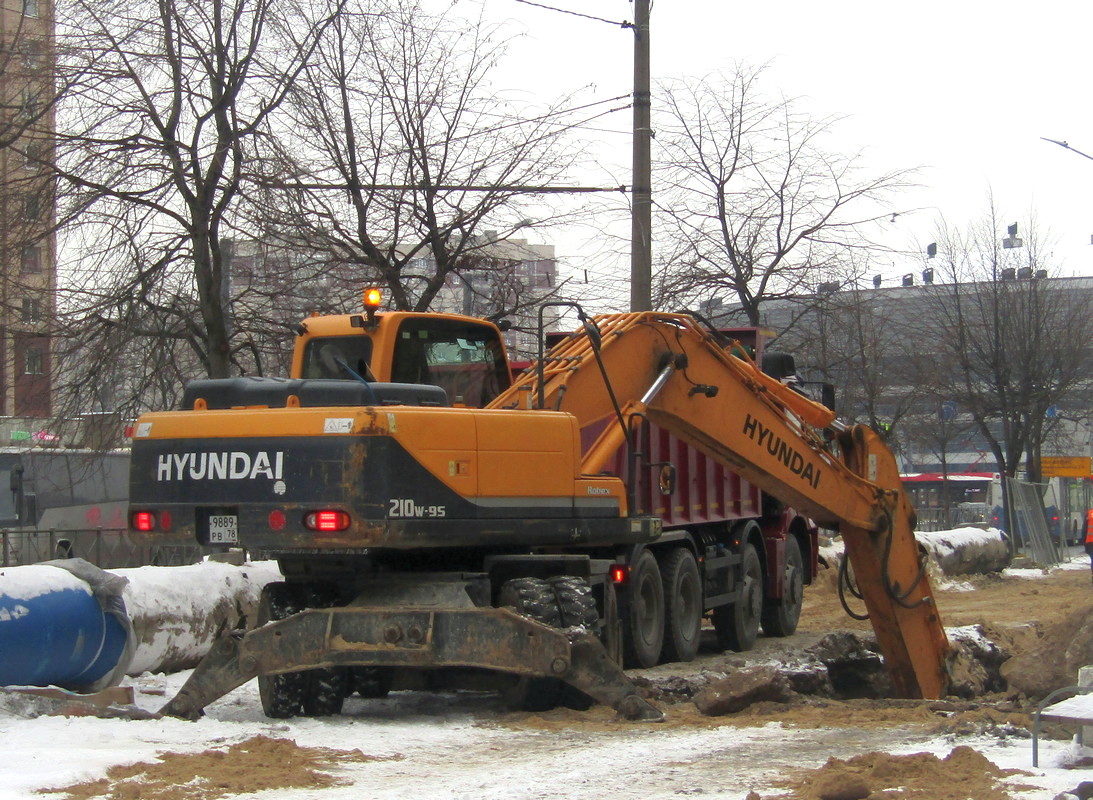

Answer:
[160,606,663,722]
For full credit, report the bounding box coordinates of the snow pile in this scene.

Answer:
[821,526,1011,576]
[917,526,1010,575]
[0,563,103,603]
[118,559,282,674]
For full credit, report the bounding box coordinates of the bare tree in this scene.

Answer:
[653,64,914,323]
[258,0,584,317]
[769,271,920,447]
[52,0,345,390]
[910,205,1093,481]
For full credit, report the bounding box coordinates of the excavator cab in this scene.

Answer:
[293,299,512,408]
[301,337,375,381]
[389,316,510,406]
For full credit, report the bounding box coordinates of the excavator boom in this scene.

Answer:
[493,312,949,698]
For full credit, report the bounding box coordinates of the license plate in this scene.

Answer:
[208,514,238,544]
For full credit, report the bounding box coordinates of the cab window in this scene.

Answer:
[301,337,375,381]
[391,319,509,406]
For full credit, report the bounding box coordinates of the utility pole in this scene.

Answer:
[629,0,651,312]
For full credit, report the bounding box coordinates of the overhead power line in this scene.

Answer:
[512,0,633,28]
[263,181,628,193]
[1041,136,1093,163]
[440,94,631,148]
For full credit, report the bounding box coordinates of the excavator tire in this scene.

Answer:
[659,547,702,662]
[351,667,394,699]
[300,584,349,717]
[549,575,599,630]
[257,582,308,719]
[712,543,762,652]
[761,536,804,637]
[499,577,562,627]
[548,576,599,711]
[257,583,349,718]
[623,550,666,669]
[498,577,564,711]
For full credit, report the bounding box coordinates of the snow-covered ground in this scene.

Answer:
[1,545,1091,799]
[1,664,1089,799]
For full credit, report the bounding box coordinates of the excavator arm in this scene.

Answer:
[492,312,949,698]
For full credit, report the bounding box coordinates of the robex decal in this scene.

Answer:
[742,414,821,489]
[156,451,285,482]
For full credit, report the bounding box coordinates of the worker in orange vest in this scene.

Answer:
[1085,509,1093,583]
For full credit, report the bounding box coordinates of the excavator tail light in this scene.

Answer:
[132,511,156,532]
[304,510,351,532]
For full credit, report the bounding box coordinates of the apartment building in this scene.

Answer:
[424,236,559,360]
[226,234,560,367]
[1,0,54,419]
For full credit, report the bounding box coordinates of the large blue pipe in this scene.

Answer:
[0,562,131,690]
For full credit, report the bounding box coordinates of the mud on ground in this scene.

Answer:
[507,558,1093,800]
[42,557,1093,800]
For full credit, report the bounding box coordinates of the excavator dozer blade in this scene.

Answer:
[160,606,662,722]
[160,628,257,720]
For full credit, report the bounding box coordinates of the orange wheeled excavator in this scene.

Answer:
[129,296,949,720]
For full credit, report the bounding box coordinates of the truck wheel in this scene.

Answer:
[498,577,564,711]
[623,550,665,669]
[257,583,307,719]
[712,543,762,652]
[660,548,702,663]
[598,580,624,666]
[761,536,804,637]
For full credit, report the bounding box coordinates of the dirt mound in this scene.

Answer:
[1002,600,1093,699]
[750,745,1032,800]
[692,664,794,715]
[799,555,1089,637]
[40,735,400,800]
[638,626,1019,712]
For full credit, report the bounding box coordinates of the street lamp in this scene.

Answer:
[1002,223,1023,249]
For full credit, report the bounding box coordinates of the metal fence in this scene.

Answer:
[1,528,208,569]
[913,503,994,532]
[1007,478,1065,567]
[914,508,950,532]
